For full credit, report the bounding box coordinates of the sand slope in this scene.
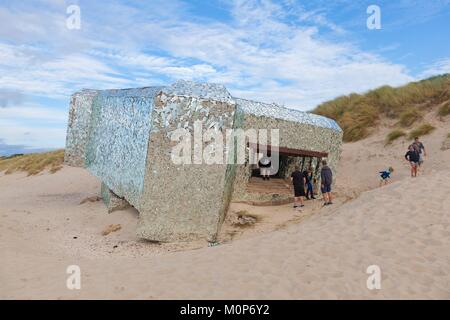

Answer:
[1,167,449,299]
[336,113,450,196]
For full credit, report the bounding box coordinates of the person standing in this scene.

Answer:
[405,145,420,177]
[304,166,315,200]
[258,153,272,180]
[320,160,333,206]
[290,165,306,208]
[412,137,426,167]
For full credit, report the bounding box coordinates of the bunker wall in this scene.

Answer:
[137,92,237,241]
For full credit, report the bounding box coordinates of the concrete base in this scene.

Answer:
[101,182,131,213]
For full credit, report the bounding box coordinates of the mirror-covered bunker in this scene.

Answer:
[65,81,342,242]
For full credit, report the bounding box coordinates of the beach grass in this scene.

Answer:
[398,108,422,127]
[386,129,406,145]
[438,101,450,117]
[408,123,436,139]
[313,74,450,142]
[0,149,65,176]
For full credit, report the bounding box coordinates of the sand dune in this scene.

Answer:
[1,116,449,299]
[1,166,449,299]
[336,112,450,196]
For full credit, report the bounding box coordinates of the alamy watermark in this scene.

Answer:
[66,5,81,30]
[366,265,381,290]
[66,265,81,290]
[367,5,381,30]
[170,122,280,173]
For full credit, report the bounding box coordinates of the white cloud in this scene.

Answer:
[124,1,413,107]
[0,104,68,122]
[420,58,450,78]
[7,0,445,149]
[0,119,66,149]
[0,103,67,148]
[0,43,132,97]
[0,89,25,108]
[0,0,416,109]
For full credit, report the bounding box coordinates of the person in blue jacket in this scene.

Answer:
[379,166,394,187]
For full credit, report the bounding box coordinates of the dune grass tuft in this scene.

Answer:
[313,74,450,142]
[398,108,422,127]
[0,149,65,176]
[408,123,436,139]
[385,129,406,145]
[437,101,450,117]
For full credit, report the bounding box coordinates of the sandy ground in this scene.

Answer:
[336,110,450,196]
[1,115,449,299]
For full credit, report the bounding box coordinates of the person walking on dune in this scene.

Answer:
[412,136,426,169]
[405,145,420,177]
[379,166,394,187]
[320,160,333,206]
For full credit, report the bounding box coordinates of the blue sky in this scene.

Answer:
[0,0,449,155]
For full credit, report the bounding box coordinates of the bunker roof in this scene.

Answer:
[76,80,341,132]
[235,98,342,132]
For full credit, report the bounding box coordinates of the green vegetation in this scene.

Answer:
[408,123,436,139]
[0,150,65,176]
[398,108,422,127]
[386,129,406,145]
[437,101,450,117]
[313,74,450,142]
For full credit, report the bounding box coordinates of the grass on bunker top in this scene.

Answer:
[0,149,65,176]
[312,73,450,142]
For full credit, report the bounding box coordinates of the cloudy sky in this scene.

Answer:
[0,0,449,155]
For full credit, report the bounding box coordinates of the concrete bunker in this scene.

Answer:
[65,80,343,242]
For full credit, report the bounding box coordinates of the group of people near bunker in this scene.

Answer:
[257,136,428,209]
[289,160,333,208]
[258,155,333,208]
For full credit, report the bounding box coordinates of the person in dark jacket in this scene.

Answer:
[320,160,333,205]
[291,165,306,208]
[303,166,315,200]
[405,145,420,177]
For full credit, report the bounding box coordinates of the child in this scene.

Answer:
[379,167,394,187]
